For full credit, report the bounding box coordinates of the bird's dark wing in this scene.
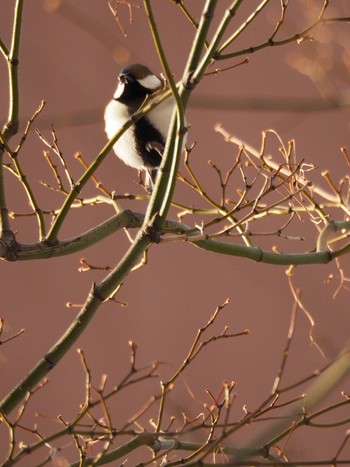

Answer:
[134,119,165,168]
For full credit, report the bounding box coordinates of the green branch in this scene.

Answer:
[0,0,24,234]
[2,0,23,140]
[15,210,144,260]
[144,0,219,229]
[143,0,186,229]
[191,0,245,84]
[215,0,270,56]
[2,213,349,266]
[217,15,350,60]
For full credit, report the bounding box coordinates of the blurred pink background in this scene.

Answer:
[0,1,350,464]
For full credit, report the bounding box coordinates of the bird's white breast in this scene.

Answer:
[104,96,175,170]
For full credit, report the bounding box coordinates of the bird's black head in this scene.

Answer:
[114,63,163,106]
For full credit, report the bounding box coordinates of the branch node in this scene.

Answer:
[0,229,20,261]
[92,283,106,303]
[43,354,56,370]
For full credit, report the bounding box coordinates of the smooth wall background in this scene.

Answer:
[0,1,349,464]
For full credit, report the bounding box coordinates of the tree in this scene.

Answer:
[1,0,350,465]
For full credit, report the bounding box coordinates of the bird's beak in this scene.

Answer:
[119,74,128,84]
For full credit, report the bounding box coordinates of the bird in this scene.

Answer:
[104,63,176,191]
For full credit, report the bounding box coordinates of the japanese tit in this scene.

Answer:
[104,63,176,190]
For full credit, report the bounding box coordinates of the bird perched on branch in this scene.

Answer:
[104,63,178,191]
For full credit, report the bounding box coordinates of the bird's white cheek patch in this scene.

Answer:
[138,75,162,90]
[114,82,125,99]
